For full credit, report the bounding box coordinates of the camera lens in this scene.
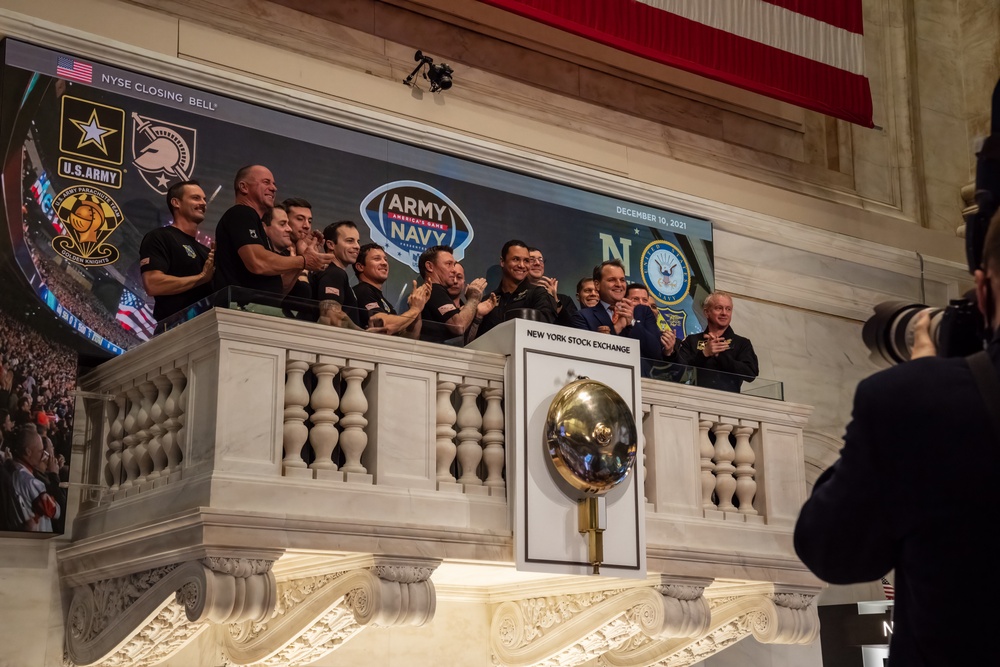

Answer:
[862,301,942,365]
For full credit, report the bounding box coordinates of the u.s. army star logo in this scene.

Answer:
[50,186,123,266]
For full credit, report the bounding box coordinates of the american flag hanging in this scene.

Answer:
[475,0,873,127]
[881,577,895,601]
[116,290,155,342]
[55,56,93,84]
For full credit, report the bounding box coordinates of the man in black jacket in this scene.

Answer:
[794,215,1000,666]
[674,292,757,392]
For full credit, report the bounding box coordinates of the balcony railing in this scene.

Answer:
[61,304,819,667]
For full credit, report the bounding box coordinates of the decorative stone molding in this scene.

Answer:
[597,592,819,667]
[221,559,439,667]
[490,584,710,667]
[65,559,276,666]
[65,557,439,667]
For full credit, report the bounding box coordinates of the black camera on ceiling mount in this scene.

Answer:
[403,50,454,93]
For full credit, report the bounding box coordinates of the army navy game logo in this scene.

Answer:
[50,186,123,266]
[640,240,691,306]
[359,181,474,272]
[58,95,124,189]
[131,112,197,194]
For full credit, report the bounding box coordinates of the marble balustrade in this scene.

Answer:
[69,309,812,579]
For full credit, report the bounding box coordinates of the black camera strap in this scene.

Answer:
[967,351,1000,441]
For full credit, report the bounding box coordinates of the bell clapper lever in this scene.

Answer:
[578,496,607,575]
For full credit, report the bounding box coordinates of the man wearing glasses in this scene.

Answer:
[527,247,577,327]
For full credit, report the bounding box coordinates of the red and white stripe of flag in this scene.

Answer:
[56,56,93,84]
[881,577,895,601]
[476,0,873,127]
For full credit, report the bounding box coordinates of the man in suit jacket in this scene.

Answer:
[571,259,668,362]
[793,214,1000,665]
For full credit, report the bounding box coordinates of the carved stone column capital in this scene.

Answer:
[489,583,711,667]
[65,557,277,667]
[222,557,440,667]
[598,591,820,667]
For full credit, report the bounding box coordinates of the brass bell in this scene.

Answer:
[543,378,637,574]
[544,378,637,496]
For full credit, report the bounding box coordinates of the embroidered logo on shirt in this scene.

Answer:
[325,286,340,296]
[695,338,732,350]
[365,302,379,310]
[183,244,196,259]
[438,303,457,315]
[140,257,150,266]
[249,229,258,239]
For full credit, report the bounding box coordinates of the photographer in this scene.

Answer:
[793,213,1000,665]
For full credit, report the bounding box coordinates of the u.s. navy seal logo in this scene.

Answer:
[640,240,690,306]
[359,181,473,272]
[50,186,123,266]
[131,112,197,194]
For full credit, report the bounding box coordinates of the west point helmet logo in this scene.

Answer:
[50,186,123,266]
[131,112,197,195]
[359,181,474,272]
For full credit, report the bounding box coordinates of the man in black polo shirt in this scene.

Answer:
[214,164,332,297]
[139,180,215,327]
[474,240,557,339]
[418,245,488,345]
[448,262,466,309]
[315,220,364,328]
[262,205,314,320]
[352,242,430,336]
[282,197,314,247]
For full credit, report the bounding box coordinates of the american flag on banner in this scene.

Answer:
[116,290,155,342]
[881,577,895,601]
[475,0,873,127]
[55,56,93,84]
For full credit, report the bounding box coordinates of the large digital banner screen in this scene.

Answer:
[0,38,715,535]
[1,38,714,356]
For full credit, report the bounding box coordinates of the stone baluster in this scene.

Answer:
[456,384,484,487]
[146,375,171,480]
[104,394,125,491]
[711,422,737,511]
[133,381,157,486]
[733,424,758,515]
[175,371,190,465]
[481,386,505,490]
[308,360,341,473]
[282,358,311,474]
[699,418,715,509]
[161,369,186,477]
[435,380,458,485]
[339,365,370,475]
[119,386,142,490]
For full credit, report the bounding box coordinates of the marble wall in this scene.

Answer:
[913,0,1000,233]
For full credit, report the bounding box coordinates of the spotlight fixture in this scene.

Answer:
[403,50,454,93]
